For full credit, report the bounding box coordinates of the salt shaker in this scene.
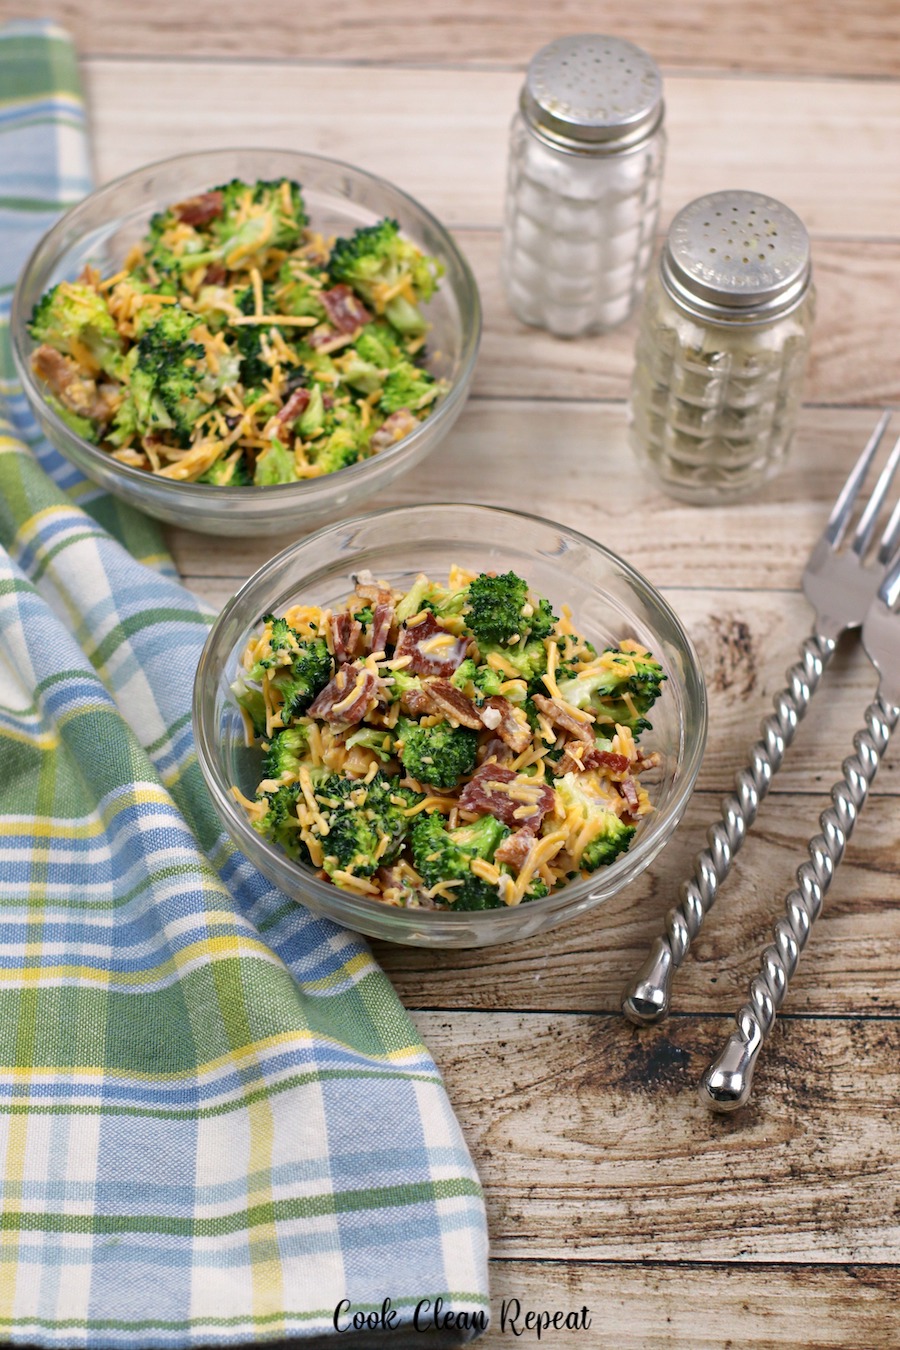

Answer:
[629,190,816,503]
[501,34,666,337]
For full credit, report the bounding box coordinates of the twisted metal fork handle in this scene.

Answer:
[700,692,900,1112]
[622,632,836,1026]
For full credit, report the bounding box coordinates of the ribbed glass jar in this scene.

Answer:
[501,35,666,338]
[628,191,816,504]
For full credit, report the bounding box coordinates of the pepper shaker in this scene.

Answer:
[501,35,666,337]
[629,190,816,503]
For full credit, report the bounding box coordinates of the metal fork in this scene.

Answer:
[622,412,900,1027]
[701,555,900,1110]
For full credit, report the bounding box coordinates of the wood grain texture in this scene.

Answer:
[79,61,900,237]
[375,792,900,1015]
[462,233,900,406]
[16,1,900,77]
[482,1261,900,1348]
[412,1010,900,1262]
[170,404,894,593]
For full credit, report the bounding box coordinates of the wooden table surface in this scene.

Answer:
[12,3,900,1345]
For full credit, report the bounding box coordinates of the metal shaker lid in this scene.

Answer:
[661,190,812,321]
[521,35,664,152]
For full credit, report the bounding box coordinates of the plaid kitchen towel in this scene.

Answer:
[0,19,490,1346]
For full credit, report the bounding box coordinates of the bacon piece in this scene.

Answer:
[458,764,555,829]
[532,693,595,743]
[370,601,395,657]
[480,696,531,754]
[330,611,364,664]
[308,665,377,725]
[618,779,641,814]
[399,686,432,717]
[319,284,372,334]
[495,827,536,871]
[173,190,223,227]
[32,345,116,423]
[394,612,468,677]
[370,408,419,452]
[425,679,483,730]
[554,744,632,778]
[202,263,229,285]
[274,386,310,427]
[477,737,514,768]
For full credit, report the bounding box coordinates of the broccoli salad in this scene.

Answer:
[28,178,446,484]
[232,566,667,910]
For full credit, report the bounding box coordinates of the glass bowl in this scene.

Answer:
[193,503,708,948]
[10,148,480,536]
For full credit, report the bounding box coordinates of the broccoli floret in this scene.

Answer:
[275,259,327,320]
[29,281,124,379]
[555,648,665,734]
[313,771,422,879]
[410,812,509,910]
[232,325,272,388]
[254,783,304,859]
[378,362,438,415]
[555,772,636,871]
[354,323,405,370]
[449,657,478,692]
[231,673,267,736]
[529,597,558,641]
[199,453,252,486]
[339,352,384,396]
[297,383,326,438]
[309,427,362,476]
[254,436,298,486]
[396,717,478,790]
[343,726,395,763]
[129,306,207,445]
[328,218,443,334]
[384,667,423,704]
[212,178,307,259]
[269,637,333,720]
[394,574,433,624]
[483,637,548,684]
[471,664,505,699]
[43,394,100,443]
[262,726,311,780]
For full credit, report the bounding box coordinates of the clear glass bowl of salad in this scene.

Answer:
[193,503,708,947]
[11,148,480,536]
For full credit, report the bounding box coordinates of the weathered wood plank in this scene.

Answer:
[168,404,891,594]
[481,1260,900,1348]
[82,61,900,237]
[376,791,900,1015]
[22,1,900,78]
[462,233,900,407]
[411,1010,900,1261]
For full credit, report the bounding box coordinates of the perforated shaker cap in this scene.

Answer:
[521,35,664,151]
[661,191,812,321]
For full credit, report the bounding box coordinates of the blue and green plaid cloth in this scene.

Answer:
[0,20,489,1345]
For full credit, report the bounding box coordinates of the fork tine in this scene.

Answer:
[879,551,900,610]
[825,410,891,547]
[851,430,900,558]
[876,443,900,565]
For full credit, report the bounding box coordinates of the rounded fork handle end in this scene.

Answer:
[622,937,674,1025]
[700,1013,763,1112]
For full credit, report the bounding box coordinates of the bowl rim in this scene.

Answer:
[192,501,709,928]
[10,145,482,501]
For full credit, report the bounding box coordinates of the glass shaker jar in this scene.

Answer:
[501,34,666,337]
[629,190,816,504]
